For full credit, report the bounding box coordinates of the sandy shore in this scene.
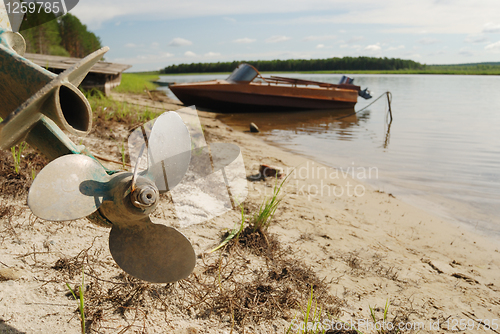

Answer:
[1,93,499,334]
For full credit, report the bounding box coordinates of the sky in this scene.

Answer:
[70,0,500,72]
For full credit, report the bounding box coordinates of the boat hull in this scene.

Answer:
[169,81,358,112]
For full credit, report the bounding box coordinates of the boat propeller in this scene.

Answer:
[27,109,247,283]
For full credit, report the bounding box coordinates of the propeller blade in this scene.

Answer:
[109,218,196,283]
[28,154,110,221]
[147,111,191,191]
[128,111,192,192]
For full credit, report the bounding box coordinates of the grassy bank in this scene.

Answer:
[113,72,160,94]
[83,72,163,129]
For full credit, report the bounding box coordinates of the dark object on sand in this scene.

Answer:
[250,122,260,133]
[169,64,372,113]
[259,164,284,179]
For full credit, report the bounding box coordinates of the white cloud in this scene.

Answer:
[344,36,364,44]
[169,38,193,47]
[302,35,336,42]
[340,44,361,50]
[125,43,138,48]
[386,45,405,51]
[223,17,236,23]
[283,1,500,34]
[483,22,500,33]
[464,34,488,44]
[316,44,325,49]
[418,37,440,45]
[184,51,197,57]
[427,50,446,56]
[458,48,473,57]
[402,52,422,59]
[233,38,256,44]
[72,0,500,35]
[151,42,160,48]
[205,52,221,57]
[112,52,174,65]
[265,35,291,43]
[485,41,500,50]
[365,44,381,51]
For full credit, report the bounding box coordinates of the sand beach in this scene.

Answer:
[1,93,499,334]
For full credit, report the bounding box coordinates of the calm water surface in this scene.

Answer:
[159,74,500,237]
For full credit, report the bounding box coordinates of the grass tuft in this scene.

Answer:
[252,174,290,232]
[11,142,28,174]
[83,90,160,132]
[66,265,86,334]
[210,204,246,253]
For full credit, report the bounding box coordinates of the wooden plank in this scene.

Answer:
[24,53,131,75]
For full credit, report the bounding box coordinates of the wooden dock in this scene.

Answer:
[25,53,131,95]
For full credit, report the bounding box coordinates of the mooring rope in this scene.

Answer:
[336,91,392,120]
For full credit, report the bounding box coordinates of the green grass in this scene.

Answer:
[66,266,86,334]
[83,89,158,126]
[287,286,363,334]
[369,300,398,334]
[113,73,160,94]
[120,141,127,170]
[11,142,28,174]
[209,204,246,253]
[209,172,291,254]
[252,174,290,232]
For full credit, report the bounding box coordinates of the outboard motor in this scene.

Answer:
[358,88,373,99]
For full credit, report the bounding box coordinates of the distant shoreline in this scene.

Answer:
[129,69,500,76]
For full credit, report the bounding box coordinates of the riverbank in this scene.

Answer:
[132,65,500,77]
[1,92,499,333]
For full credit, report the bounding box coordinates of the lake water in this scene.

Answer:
[158,73,500,237]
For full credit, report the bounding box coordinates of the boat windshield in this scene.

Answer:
[226,64,258,83]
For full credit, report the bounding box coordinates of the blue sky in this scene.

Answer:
[70,0,500,71]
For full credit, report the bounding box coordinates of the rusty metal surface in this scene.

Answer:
[109,217,196,283]
[0,44,109,150]
[170,64,360,112]
[97,173,195,283]
[170,82,358,112]
[0,42,54,119]
[28,154,196,283]
[1,23,198,283]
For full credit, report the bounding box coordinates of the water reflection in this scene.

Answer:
[160,73,500,237]
[383,121,392,149]
[217,108,371,141]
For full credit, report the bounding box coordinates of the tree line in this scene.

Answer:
[20,12,102,58]
[160,57,426,74]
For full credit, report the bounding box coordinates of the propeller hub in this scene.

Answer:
[98,173,159,225]
[132,185,158,208]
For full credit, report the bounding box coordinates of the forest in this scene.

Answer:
[19,12,102,57]
[160,57,426,74]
